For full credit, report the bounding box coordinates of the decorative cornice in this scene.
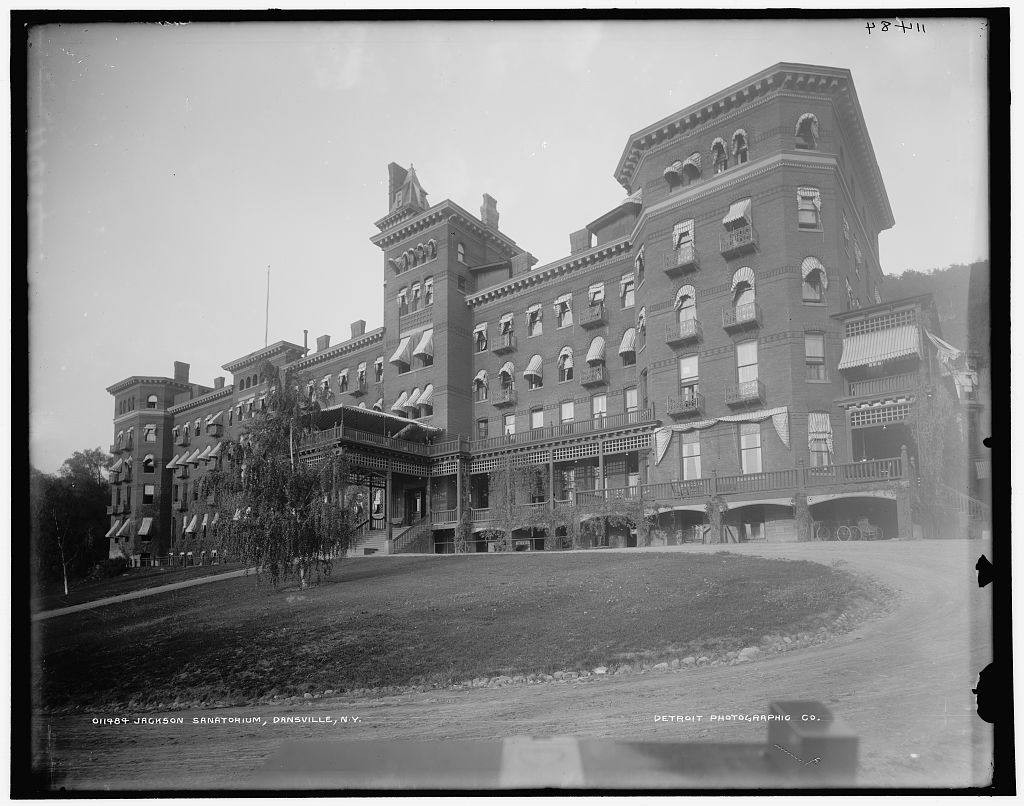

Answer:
[466,238,632,308]
[370,199,521,256]
[289,328,385,371]
[105,376,192,395]
[222,340,307,373]
[167,384,235,415]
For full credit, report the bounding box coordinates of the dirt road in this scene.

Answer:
[35,540,993,790]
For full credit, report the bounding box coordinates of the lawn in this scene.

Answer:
[32,562,246,611]
[35,552,868,710]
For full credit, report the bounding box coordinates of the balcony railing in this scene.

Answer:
[579,303,607,329]
[579,365,608,387]
[803,458,903,487]
[430,509,459,525]
[716,469,800,495]
[663,244,700,276]
[575,486,643,510]
[719,224,758,257]
[299,423,430,456]
[665,318,702,346]
[430,437,470,456]
[725,379,765,406]
[470,507,492,521]
[722,302,761,331]
[643,478,712,501]
[844,372,919,396]
[492,388,517,408]
[470,407,654,452]
[666,393,704,418]
[492,332,516,355]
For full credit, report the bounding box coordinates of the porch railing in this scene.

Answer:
[469,407,655,452]
[803,458,903,486]
[715,469,800,495]
[844,372,919,397]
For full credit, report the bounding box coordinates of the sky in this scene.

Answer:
[27,17,990,473]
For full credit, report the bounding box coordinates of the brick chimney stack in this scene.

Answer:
[480,194,499,230]
[351,320,366,339]
[173,361,190,384]
[316,334,331,352]
[214,376,225,389]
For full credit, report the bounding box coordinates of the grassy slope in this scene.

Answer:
[36,552,865,709]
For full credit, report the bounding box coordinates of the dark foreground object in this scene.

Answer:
[257,702,857,790]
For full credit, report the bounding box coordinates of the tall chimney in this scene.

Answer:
[511,251,537,277]
[214,376,225,389]
[316,334,331,352]
[303,329,309,353]
[351,320,366,339]
[480,194,499,230]
[173,361,190,383]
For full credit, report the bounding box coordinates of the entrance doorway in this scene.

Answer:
[404,487,426,525]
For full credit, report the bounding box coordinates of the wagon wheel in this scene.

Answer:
[836,525,853,541]
[850,526,863,541]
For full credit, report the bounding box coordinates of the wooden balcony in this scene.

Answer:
[843,372,919,396]
[663,244,700,276]
[665,318,702,346]
[492,333,516,355]
[470,407,655,453]
[644,479,711,502]
[430,508,459,526]
[579,365,608,388]
[492,388,517,408]
[298,423,431,457]
[725,379,765,406]
[579,303,607,329]
[666,393,704,418]
[803,458,903,487]
[719,224,758,258]
[716,468,800,495]
[429,437,470,456]
[722,302,761,331]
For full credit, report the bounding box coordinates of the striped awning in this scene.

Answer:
[499,361,515,377]
[663,160,683,179]
[200,513,209,529]
[500,312,514,325]
[586,336,606,364]
[732,128,748,153]
[723,198,752,228]
[711,136,727,154]
[337,369,348,382]
[619,328,637,355]
[357,361,366,375]
[731,266,756,291]
[523,354,543,379]
[682,152,702,172]
[110,457,124,473]
[808,411,834,454]
[837,324,921,371]
[211,512,220,526]
[391,391,409,412]
[185,515,198,534]
[405,388,422,410]
[675,285,696,308]
[474,369,488,383]
[413,329,434,360]
[801,256,828,288]
[206,410,224,425]
[619,272,634,289]
[358,402,368,409]
[389,337,412,366]
[418,384,434,408]
[233,509,242,522]
[138,517,153,537]
[559,346,574,369]
[116,519,133,538]
[105,519,122,538]
[526,303,542,316]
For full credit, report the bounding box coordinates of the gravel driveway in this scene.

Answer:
[34,540,993,790]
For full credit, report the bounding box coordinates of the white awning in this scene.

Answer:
[391,391,409,411]
[559,346,574,369]
[523,354,543,379]
[185,515,198,534]
[187,448,203,465]
[374,356,383,367]
[723,198,752,228]
[138,517,153,537]
[526,303,542,316]
[110,457,124,473]
[105,519,122,538]
[499,361,515,377]
[358,402,367,408]
[675,285,696,308]
[357,361,367,374]
[201,513,210,528]
[500,312,514,325]
[208,442,223,459]
[588,282,605,302]
[413,329,434,359]
[838,324,921,371]
[619,328,637,355]
[373,398,384,411]
[233,509,242,521]
[389,337,412,366]
[198,445,212,461]
[731,266,756,291]
[586,336,606,364]
[554,293,572,308]
[206,410,224,425]
[474,369,488,383]
[474,322,488,334]
[637,306,646,328]
[405,388,422,409]
[337,368,348,381]
[117,519,133,538]
[211,512,220,526]
[418,384,434,408]
[164,454,179,470]
[619,272,634,289]
[801,256,828,288]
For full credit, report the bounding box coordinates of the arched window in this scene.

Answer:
[143,454,155,474]
[801,257,829,303]
[732,129,749,164]
[457,242,466,264]
[424,277,434,306]
[146,394,158,409]
[796,113,819,150]
[426,239,437,260]
[498,362,515,392]
[558,347,574,382]
[474,324,488,352]
[473,370,488,401]
[193,419,201,437]
[711,138,728,174]
[397,287,409,316]
[675,285,696,326]
[636,307,647,351]
[410,283,421,312]
[680,153,701,186]
[731,267,756,323]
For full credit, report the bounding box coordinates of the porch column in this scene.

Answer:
[455,459,462,514]
[896,444,914,540]
[426,474,433,519]
[548,456,555,511]
[385,470,393,543]
[597,441,605,494]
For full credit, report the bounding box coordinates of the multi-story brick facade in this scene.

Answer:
[105,62,981,563]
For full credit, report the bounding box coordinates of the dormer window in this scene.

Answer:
[711,138,728,174]
[732,129,749,164]
[796,113,819,150]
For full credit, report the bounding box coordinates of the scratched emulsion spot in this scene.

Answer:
[975,555,994,588]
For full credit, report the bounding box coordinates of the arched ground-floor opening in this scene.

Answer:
[808,495,897,541]
[722,503,796,543]
[651,508,708,545]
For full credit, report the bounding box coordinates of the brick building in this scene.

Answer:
[105,62,984,563]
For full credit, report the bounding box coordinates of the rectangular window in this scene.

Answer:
[503,413,516,435]
[475,330,488,352]
[679,355,699,398]
[736,340,758,383]
[739,422,763,474]
[805,333,827,380]
[673,219,694,250]
[144,425,157,443]
[528,309,542,337]
[528,372,543,390]
[621,279,635,309]
[143,484,155,504]
[530,408,544,430]
[556,301,573,328]
[193,485,199,501]
[798,188,821,229]
[624,387,638,414]
[172,484,179,502]
[560,400,574,423]
[592,394,607,420]
[457,275,466,291]
[680,431,701,481]
[476,418,489,440]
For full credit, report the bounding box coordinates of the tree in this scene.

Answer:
[59,447,114,485]
[198,360,357,588]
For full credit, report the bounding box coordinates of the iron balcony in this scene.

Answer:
[665,318,702,346]
[663,244,700,276]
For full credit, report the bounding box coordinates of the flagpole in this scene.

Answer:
[264,265,270,347]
